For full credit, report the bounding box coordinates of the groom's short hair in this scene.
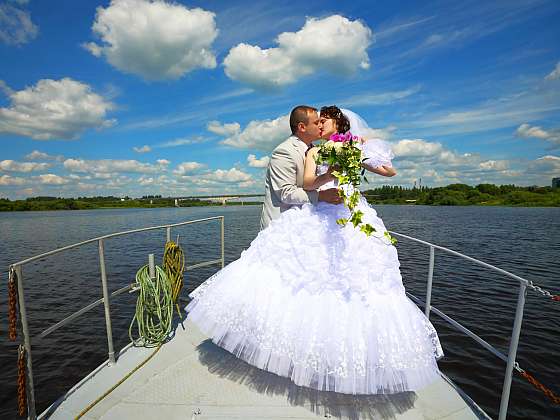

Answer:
[290,105,317,135]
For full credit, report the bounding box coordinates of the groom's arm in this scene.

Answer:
[270,147,318,205]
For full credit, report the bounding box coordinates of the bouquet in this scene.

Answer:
[315,132,396,244]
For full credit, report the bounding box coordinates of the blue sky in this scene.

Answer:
[0,0,559,199]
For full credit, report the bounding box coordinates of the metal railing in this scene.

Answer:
[388,230,530,420]
[9,216,225,420]
[8,220,542,420]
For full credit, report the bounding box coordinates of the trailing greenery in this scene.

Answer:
[363,184,560,207]
[315,134,377,236]
[0,196,261,212]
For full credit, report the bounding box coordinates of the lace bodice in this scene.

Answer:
[315,139,394,191]
[316,163,337,191]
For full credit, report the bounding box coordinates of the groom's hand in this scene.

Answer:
[318,188,343,204]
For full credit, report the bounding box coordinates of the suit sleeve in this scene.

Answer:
[270,147,319,205]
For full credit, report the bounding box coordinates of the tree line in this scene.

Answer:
[1,183,559,211]
[362,184,560,206]
[0,196,215,211]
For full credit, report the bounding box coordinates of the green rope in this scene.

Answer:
[128,265,173,347]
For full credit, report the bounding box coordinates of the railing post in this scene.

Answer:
[221,217,225,268]
[14,265,37,419]
[166,227,171,243]
[148,254,156,279]
[498,282,527,420]
[425,246,435,318]
[98,239,116,365]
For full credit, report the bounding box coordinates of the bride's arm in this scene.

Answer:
[358,138,396,177]
[367,164,397,177]
[303,147,336,190]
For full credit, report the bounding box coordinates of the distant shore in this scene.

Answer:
[0,197,262,212]
[1,183,559,211]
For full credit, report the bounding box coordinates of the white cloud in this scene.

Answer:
[63,158,163,174]
[82,41,102,57]
[247,154,269,168]
[516,123,560,146]
[0,159,51,172]
[157,136,208,148]
[156,159,170,166]
[0,3,38,45]
[220,114,290,151]
[37,174,68,185]
[527,155,560,174]
[0,174,26,185]
[0,78,115,140]
[224,15,372,89]
[173,161,206,175]
[393,139,444,158]
[176,167,253,186]
[198,88,253,104]
[378,135,522,187]
[207,120,240,136]
[545,62,560,81]
[341,86,421,107]
[24,150,64,161]
[478,160,509,171]
[202,168,252,183]
[85,0,218,80]
[138,175,154,186]
[407,86,560,136]
[133,145,151,153]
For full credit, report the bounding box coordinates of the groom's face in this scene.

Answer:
[302,111,321,140]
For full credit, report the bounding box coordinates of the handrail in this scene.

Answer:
[388,230,530,286]
[11,216,224,267]
[389,230,530,420]
[9,223,539,420]
[9,216,225,420]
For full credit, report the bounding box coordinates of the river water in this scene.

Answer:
[0,205,558,419]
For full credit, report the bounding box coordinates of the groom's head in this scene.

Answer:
[289,105,320,143]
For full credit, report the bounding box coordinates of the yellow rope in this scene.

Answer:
[74,344,162,419]
[76,242,184,419]
[162,240,185,317]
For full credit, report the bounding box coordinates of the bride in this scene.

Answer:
[186,106,443,395]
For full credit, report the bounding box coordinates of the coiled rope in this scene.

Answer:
[128,265,173,347]
[162,240,185,317]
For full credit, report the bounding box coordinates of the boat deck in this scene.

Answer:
[43,319,484,420]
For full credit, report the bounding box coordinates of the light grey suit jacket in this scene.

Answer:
[260,136,319,230]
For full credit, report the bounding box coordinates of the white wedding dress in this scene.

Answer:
[186,111,443,395]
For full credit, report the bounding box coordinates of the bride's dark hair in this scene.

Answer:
[320,105,350,133]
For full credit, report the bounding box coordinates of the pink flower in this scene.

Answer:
[329,133,346,142]
[329,131,359,143]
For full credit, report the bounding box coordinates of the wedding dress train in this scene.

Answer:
[186,195,443,394]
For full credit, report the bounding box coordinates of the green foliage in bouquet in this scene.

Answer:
[315,134,371,235]
[315,132,397,245]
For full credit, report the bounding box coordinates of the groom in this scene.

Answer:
[260,105,342,230]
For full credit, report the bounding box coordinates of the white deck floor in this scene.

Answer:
[43,319,485,420]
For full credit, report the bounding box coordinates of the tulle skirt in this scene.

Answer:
[186,199,443,394]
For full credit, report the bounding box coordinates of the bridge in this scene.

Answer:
[173,194,265,206]
[170,193,384,207]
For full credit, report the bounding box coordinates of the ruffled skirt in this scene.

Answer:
[186,199,443,394]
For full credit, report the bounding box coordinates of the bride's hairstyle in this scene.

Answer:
[320,105,350,133]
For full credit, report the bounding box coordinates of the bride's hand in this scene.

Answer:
[327,165,340,179]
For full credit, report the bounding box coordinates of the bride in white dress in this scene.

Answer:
[186,106,443,395]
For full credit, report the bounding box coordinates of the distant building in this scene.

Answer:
[553,177,560,189]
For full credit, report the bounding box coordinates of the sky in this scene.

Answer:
[0,0,559,199]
